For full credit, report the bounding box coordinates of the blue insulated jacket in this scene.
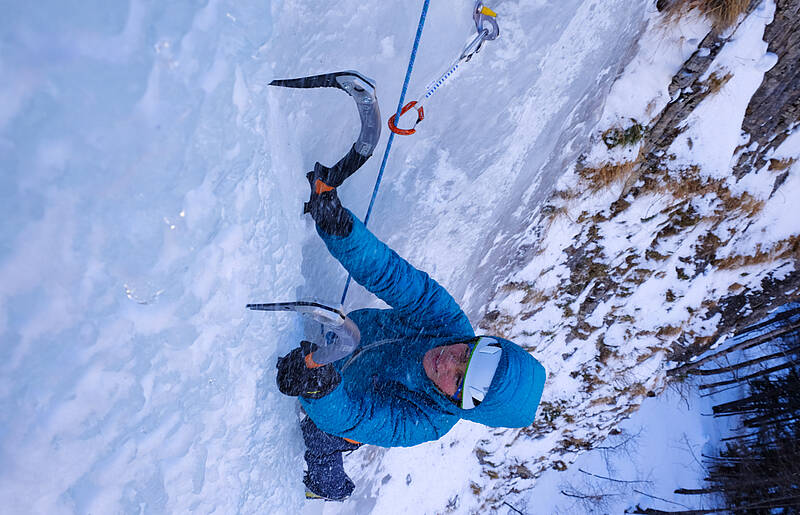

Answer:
[300,211,546,448]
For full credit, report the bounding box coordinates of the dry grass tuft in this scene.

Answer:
[663,0,751,33]
[636,346,670,364]
[577,161,638,193]
[718,189,764,218]
[657,325,683,338]
[644,166,765,220]
[588,396,618,408]
[704,70,733,95]
[715,235,800,270]
[769,158,797,172]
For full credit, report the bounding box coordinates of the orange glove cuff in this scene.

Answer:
[314,179,335,195]
[304,353,324,369]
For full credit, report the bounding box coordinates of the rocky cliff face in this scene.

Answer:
[472,1,798,510]
[621,0,762,196]
[682,0,800,368]
[619,0,800,362]
[735,0,800,180]
[665,0,800,358]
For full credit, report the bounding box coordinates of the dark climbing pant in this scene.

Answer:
[301,416,360,500]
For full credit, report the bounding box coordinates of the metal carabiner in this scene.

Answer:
[464,2,499,61]
[388,101,425,135]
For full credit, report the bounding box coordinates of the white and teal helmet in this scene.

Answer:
[459,337,503,409]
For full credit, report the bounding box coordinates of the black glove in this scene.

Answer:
[276,341,341,399]
[303,172,353,237]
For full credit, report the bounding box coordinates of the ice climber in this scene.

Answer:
[275,168,547,501]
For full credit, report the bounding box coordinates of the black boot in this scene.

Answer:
[303,172,353,237]
[300,416,359,501]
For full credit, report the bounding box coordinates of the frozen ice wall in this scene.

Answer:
[1,1,310,512]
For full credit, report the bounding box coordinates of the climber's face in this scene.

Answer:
[423,343,470,398]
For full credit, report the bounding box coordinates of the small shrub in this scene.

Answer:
[602,121,645,149]
[539,400,565,425]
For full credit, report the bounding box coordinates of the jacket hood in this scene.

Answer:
[461,336,546,428]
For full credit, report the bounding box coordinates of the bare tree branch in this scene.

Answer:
[578,468,651,484]
[688,343,800,376]
[699,360,797,390]
[668,322,800,377]
[632,488,692,509]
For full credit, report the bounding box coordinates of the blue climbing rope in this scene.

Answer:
[340,0,431,305]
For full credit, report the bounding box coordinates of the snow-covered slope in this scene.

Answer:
[475,1,799,512]
[3,0,794,514]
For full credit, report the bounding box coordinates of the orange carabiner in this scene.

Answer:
[388,101,425,135]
